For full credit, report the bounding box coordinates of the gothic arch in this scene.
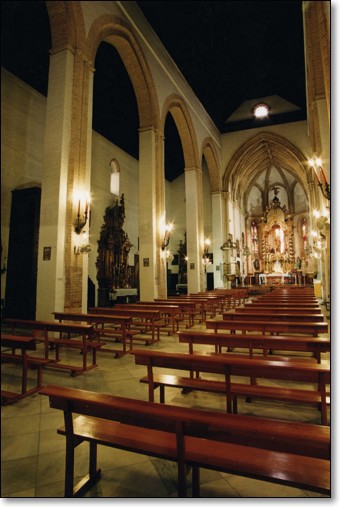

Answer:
[161,94,200,170]
[223,131,310,208]
[87,14,159,131]
[201,137,221,193]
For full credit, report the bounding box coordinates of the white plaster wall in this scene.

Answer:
[1,68,46,298]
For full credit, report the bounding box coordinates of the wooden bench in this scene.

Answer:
[40,385,330,497]
[241,305,322,314]
[3,318,99,375]
[177,329,330,364]
[153,299,197,327]
[224,311,325,322]
[1,334,50,404]
[53,312,134,357]
[131,349,330,425]
[206,317,328,337]
[114,303,180,335]
[88,307,163,343]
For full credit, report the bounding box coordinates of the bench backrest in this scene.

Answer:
[4,318,94,336]
[206,318,328,335]
[131,349,330,384]
[177,330,331,353]
[89,308,161,319]
[39,385,330,459]
[1,334,37,350]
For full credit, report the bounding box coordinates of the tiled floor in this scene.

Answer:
[1,305,330,499]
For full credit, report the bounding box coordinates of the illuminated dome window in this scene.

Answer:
[252,102,270,118]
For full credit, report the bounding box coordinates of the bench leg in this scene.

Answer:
[70,441,102,497]
[177,461,187,497]
[160,385,165,404]
[65,436,75,497]
[192,465,200,497]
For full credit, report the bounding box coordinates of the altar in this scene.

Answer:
[259,273,297,285]
[110,288,138,303]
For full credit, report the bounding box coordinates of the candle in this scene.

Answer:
[312,165,321,184]
[319,164,327,185]
[77,199,80,215]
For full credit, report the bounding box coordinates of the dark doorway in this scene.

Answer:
[207,272,214,291]
[5,187,41,319]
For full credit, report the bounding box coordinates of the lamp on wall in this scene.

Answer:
[161,223,173,250]
[74,191,90,234]
[310,209,329,258]
[308,158,330,201]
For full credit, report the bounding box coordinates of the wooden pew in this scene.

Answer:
[223,311,325,322]
[205,317,328,336]
[114,303,180,335]
[52,312,134,357]
[131,349,330,425]
[241,305,322,314]
[1,334,50,404]
[3,319,99,375]
[157,297,211,321]
[177,329,330,364]
[152,299,197,327]
[88,307,163,343]
[40,385,330,497]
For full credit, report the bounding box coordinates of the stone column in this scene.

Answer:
[139,127,164,300]
[36,49,74,320]
[211,191,224,289]
[185,166,203,293]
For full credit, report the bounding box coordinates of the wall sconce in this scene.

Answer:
[162,249,174,263]
[74,192,90,234]
[203,238,211,255]
[161,223,173,250]
[202,256,211,267]
[74,231,92,255]
[308,158,330,201]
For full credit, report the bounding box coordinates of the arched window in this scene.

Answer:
[110,159,120,196]
[250,220,258,254]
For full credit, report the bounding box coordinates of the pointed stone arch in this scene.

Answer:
[201,137,221,193]
[161,94,199,170]
[223,131,310,208]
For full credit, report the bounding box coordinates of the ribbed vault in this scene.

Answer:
[223,132,310,213]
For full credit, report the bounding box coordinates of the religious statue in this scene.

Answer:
[96,194,133,291]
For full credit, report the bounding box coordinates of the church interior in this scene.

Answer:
[1,0,331,499]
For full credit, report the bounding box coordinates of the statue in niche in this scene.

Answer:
[96,194,133,291]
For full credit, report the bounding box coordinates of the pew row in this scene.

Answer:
[131,349,330,425]
[52,312,136,357]
[40,385,330,497]
[3,319,99,375]
[88,307,164,343]
[223,311,325,322]
[1,334,50,404]
[177,329,330,363]
[205,317,328,336]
